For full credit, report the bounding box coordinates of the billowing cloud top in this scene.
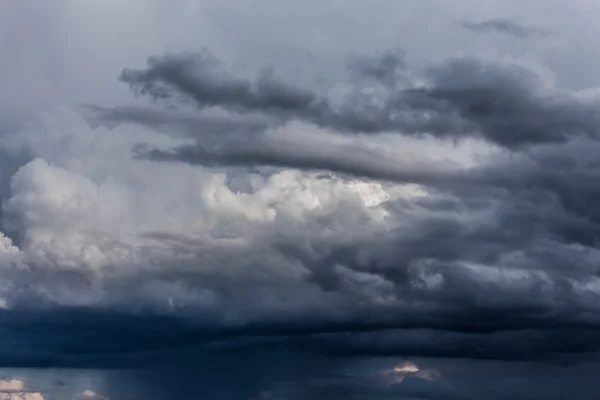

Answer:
[0,378,43,400]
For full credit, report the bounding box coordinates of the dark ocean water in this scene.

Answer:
[2,352,600,400]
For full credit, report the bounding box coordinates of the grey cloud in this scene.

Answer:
[8,51,600,369]
[156,138,600,339]
[85,53,600,361]
[83,104,277,140]
[346,48,408,87]
[117,51,469,137]
[117,51,600,150]
[131,139,459,187]
[1,147,599,364]
[459,19,557,38]
[12,139,600,365]
[304,141,600,291]
[418,58,600,148]
[119,51,318,114]
[7,2,600,398]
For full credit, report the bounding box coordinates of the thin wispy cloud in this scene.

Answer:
[459,19,557,38]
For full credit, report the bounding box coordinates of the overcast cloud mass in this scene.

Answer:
[3,0,600,399]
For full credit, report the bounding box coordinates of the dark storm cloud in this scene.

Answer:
[346,48,408,87]
[418,58,600,148]
[83,104,277,139]
[7,134,600,365]
[131,139,459,187]
[92,52,600,368]
[117,50,468,137]
[117,51,600,150]
[8,47,600,375]
[286,140,600,302]
[459,19,557,38]
[8,2,600,399]
[106,49,600,199]
[92,140,600,365]
[1,303,600,369]
[119,51,318,114]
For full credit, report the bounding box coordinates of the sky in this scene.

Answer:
[3,0,600,398]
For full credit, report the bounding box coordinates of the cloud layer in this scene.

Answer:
[0,45,599,371]
[3,5,600,400]
[114,50,600,152]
